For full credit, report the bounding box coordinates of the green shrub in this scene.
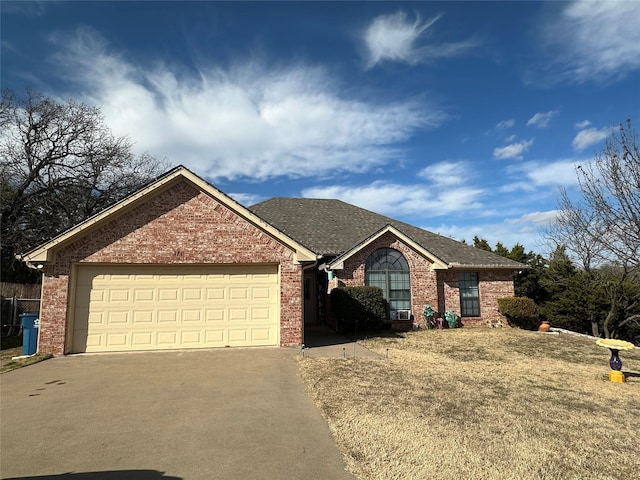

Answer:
[498,296,539,330]
[330,286,387,332]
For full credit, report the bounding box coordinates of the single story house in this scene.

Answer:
[21,166,525,355]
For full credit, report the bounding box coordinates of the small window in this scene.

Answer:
[459,272,480,317]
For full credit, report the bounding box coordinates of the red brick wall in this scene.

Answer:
[439,269,515,327]
[38,180,303,354]
[333,233,515,328]
[335,232,437,328]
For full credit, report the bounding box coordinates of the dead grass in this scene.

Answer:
[298,328,640,480]
[0,336,52,374]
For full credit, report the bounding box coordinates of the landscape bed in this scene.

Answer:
[298,328,640,480]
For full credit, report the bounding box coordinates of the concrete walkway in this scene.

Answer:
[0,348,354,480]
[301,325,381,359]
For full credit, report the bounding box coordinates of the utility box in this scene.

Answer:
[20,313,39,355]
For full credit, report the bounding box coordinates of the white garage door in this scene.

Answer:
[72,265,279,353]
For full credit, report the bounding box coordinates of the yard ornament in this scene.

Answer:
[595,339,636,383]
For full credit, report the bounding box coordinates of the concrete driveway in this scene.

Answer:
[0,348,354,480]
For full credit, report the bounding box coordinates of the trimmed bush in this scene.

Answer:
[498,296,539,330]
[330,286,387,332]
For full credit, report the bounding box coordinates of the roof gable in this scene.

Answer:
[21,166,316,265]
[327,225,450,270]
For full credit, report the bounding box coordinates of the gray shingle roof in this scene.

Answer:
[249,198,525,269]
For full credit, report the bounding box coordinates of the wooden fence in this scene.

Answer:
[1,282,42,299]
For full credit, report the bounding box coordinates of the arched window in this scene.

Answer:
[365,248,411,319]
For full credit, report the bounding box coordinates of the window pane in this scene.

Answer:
[459,272,480,317]
[390,299,411,311]
[366,272,387,292]
[389,272,409,290]
[389,292,411,302]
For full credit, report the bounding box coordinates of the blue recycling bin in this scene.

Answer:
[20,313,39,355]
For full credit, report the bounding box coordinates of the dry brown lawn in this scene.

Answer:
[0,336,51,373]
[298,328,640,480]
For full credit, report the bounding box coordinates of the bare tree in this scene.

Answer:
[547,120,640,338]
[1,89,168,281]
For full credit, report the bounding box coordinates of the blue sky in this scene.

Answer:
[3,1,639,254]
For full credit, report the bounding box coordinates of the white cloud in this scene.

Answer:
[417,161,469,186]
[575,120,591,129]
[493,139,534,160]
[572,127,610,151]
[48,28,444,181]
[363,11,477,68]
[507,159,581,188]
[498,181,535,194]
[229,192,265,206]
[541,0,640,83]
[505,210,560,225]
[421,221,548,253]
[302,181,484,217]
[526,110,559,128]
[496,119,515,130]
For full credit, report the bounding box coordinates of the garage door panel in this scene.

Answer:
[134,289,155,302]
[182,310,202,322]
[204,330,226,345]
[252,307,271,321]
[252,328,273,342]
[157,332,178,345]
[230,287,248,300]
[206,309,225,322]
[229,309,248,322]
[133,311,154,324]
[252,287,272,300]
[180,330,203,344]
[106,333,129,347]
[183,289,203,301]
[107,311,130,325]
[132,332,154,347]
[159,289,179,301]
[88,289,105,302]
[109,289,130,302]
[207,288,225,300]
[158,311,178,323]
[228,329,248,343]
[73,265,279,353]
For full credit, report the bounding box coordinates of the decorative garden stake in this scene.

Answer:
[595,339,636,383]
[445,310,458,329]
[422,304,436,329]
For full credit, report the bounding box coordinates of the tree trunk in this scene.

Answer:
[603,310,617,339]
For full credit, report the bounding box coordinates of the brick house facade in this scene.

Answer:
[438,269,515,327]
[23,166,524,355]
[323,230,516,329]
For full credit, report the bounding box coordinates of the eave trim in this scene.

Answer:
[326,224,450,270]
[19,166,317,266]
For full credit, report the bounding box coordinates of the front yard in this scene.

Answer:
[298,328,640,480]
